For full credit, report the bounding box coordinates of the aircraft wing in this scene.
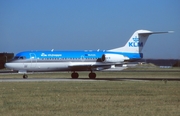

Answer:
[68,62,121,71]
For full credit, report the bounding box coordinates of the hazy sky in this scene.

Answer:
[0,0,180,59]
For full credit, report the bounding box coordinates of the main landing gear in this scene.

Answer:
[71,71,96,79]
[71,72,79,79]
[89,72,96,79]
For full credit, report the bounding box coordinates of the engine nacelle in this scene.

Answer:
[101,54,127,63]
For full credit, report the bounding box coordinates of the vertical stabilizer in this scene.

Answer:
[108,30,172,53]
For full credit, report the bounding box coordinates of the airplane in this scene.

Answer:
[5,30,172,79]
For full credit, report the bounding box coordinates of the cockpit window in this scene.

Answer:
[19,56,25,59]
[14,56,19,60]
[14,56,26,60]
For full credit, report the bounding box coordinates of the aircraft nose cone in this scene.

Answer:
[5,63,13,69]
[5,63,9,68]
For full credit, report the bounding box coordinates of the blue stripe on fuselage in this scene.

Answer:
[14,51,143,59]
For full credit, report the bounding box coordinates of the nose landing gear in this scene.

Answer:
[23,74,28,79]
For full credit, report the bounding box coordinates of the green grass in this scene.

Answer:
[1,81,180,116]
[0,68,180,115]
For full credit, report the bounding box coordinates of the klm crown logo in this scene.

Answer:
[129,37,143,47]
[133,37,139,42]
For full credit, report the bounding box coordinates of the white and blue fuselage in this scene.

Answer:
[7,50,141,72]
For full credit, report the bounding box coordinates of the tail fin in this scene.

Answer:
[108,30,173,53]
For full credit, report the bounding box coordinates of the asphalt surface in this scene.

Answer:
[0,78,98,82]
[1,70,180,73]
[0,77,180,82]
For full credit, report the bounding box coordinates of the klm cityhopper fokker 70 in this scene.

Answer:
[5,30,172,79]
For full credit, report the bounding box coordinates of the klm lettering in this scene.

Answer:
[129,42,143,47]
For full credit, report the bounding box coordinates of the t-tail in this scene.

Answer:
[108,30,173,53]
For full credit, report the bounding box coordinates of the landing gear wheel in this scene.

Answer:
[89,72,96,79]
[23,74,28,79]
[71,72,79,79]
